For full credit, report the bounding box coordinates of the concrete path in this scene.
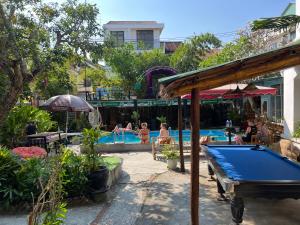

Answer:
[1,152,300,225]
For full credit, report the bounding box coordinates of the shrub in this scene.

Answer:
[0,105,56,147]
[0,147,49,208]
[12,147,47,159]
[61,149,88,197]
[293,122,300,138]
[161,145,179,160]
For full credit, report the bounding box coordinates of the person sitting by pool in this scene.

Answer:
[124,122,133,131]
[256,121,269,144]
[112,124,121,134]
[158,123,171,144]
[235,119,257,144]
[200,136,211,145]
[138,122,150,144]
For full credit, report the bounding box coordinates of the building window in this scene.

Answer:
[270,84,283,123]
[110,31,124,47]
[137,30,154,49]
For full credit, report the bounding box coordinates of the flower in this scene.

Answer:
[12,146,47,159]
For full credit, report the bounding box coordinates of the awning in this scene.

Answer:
[181,83,277,100]
[159,39,300,98]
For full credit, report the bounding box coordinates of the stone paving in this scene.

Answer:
[1,152,300,225]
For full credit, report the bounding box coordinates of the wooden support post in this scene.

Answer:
[190,88,200,225]
[178,97,185,172]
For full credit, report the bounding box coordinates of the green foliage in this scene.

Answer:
[0,105,56,147]
[252,15,300,32]
[293,122,300,138]
[82,128,107,172]
[42,202,67,225]
[156,116,167,124]
[61,149,88,197]
[103,43,170,97]
[34,63,74,99]
[161,145,179,160]
[170,33,221,72]
[0,0,103,128]
[199,35,253,68]
[69,113,91,132]
[131,111,140,127]
[0,147,49,209]
[104,44,138,92]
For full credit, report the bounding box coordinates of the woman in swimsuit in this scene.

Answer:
[138,122,150,144]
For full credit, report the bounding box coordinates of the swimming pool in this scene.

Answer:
[98,129,229,144]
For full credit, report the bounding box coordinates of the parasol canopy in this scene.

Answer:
[181,83,276,100]
[41,94,94,112]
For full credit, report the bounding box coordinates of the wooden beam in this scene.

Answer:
[160,46,300,98]
[178,97,185,172]
[190,88,200,225]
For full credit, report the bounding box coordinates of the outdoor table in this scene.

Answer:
[204,144,300,224]
[27,131,66,152]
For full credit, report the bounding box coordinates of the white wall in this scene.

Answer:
[283,0,300,138]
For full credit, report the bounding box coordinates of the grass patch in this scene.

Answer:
[102,156,122,170]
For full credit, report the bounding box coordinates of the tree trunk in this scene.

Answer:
[0,63,25,127]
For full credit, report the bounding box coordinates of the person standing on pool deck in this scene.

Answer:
[138,122,150,144]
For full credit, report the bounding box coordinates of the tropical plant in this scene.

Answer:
[0,105,56,147]
[60,149,88,197]
[82,128,104,172]
[170,33,221,73]
[293,122,300,138]
[0,147,49,209]
[131,111,140,128]
[0,0,103,128]
[161,145,179,160]
[252,15,300,32]
[156,116,167,124]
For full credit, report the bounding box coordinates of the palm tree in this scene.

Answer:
[252,15,300,31]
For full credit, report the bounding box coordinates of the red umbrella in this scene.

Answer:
[181,83,276,100]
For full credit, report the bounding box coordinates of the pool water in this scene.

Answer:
[98,129,229,144]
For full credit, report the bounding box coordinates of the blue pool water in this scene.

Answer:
[98,129,229,144]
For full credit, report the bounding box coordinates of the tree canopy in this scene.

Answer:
[0,0,102,125]
[170,33,221,73]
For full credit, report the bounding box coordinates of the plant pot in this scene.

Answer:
[167,159,178,170]
[88,166,109,192]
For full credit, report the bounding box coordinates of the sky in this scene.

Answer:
[91,0,295,43]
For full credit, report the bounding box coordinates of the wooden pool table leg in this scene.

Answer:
[230,196,244,225]
[207,164,215,181]
[217,179,228,201]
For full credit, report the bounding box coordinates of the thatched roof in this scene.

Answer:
[159,40,300,98]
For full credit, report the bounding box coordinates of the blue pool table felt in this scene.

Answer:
[207,145,300,181]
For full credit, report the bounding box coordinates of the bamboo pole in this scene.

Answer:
[178,97,185,172]
[190,88,200,225]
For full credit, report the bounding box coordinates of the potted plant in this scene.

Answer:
[82,128,109,192]
[161,145,179,170]
[156,116,167,124]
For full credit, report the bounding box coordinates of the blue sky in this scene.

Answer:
[93,0,295,43]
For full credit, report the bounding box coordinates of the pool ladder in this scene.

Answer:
[113,130,125,144]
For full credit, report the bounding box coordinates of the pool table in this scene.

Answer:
[204,145,300,225]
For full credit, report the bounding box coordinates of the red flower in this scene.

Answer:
[12,146,47,159]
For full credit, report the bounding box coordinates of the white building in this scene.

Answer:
[103,21,164,51]
[283,1,300,138]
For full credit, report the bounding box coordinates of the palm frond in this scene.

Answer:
[251,15,300,31]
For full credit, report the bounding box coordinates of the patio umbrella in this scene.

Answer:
[181,83,277,100]
[41,94,94,135]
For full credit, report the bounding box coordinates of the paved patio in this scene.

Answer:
[1,152,300,225]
